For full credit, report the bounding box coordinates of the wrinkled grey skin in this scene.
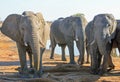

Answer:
[85,21,94,64]
[50,16,85,64]
[75,15,88,63]
[1,11,48,77]
[87,14,117,75]
[113,20,120,51]
[85,21,115,75]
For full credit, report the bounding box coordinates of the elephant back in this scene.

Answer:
[22,11,35,16]
[1,14,22,42]
[50,18,66,44]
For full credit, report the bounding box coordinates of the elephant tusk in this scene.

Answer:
[90,39,95,45]
[75,38,79,41]
[24,42,28,47]
[39,40,45,47]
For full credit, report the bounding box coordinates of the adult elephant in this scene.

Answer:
[85,21,94,64]
[50,16,85,65]
[113,20,120,52]
[86,14,117,75]
[1,11,49,77]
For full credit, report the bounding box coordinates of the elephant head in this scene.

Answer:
[91,14,117,75]
[1,11,46,77]
[93,14,117,44]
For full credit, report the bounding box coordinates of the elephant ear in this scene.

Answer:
[35,12,45,26]
[108,14,117,40]
[1,14,22,42]
[43,22,50,46]
[35,12,46,47]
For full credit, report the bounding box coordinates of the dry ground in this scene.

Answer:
[0,32,120,82]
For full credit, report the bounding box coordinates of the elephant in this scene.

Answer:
[1,11,49,77]
[85,21,94,64]
[112,20,120,52]
[50,16,86,65]
[86,14,117,75]
[73,14,89,63]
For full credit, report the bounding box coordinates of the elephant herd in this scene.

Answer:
[0,11,120,77]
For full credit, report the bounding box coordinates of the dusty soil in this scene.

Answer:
[0,32,120,82]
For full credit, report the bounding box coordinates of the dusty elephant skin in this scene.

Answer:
[50,16,86,65]
[85,21,94,64]
[113,20,120,51]
[0,11,49,77]
[86,14,117,75]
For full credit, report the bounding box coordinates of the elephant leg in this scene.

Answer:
[90,43,99,74]
[16,43,28,74]
[97,49,102,69]
[67,41,76,64]
[107,46,115,72]
[26,50,35,75]
[61,44,66,61]
[76,40,84,65]
[91,50,99,74]
[38,47,45,77]
[99,54,108,75]
[86,45,90,63]
[107,54,115,72]
[50,45,56,59]
[99,43,112,75]
[27,49,33,68]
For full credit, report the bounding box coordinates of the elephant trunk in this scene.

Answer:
[30,29,40,71]
[96,36,110,72]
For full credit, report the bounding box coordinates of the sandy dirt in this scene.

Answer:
[0,32,120,82]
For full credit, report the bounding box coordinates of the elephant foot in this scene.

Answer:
[77,58,84,65]
[33,70,44,78]
[62,58,66,61]
[50,56,54,59]
[107,65,115,72]
[90,68,99,75]
[18,68,29,75]
[28,68,35,74]
[18,70,32,78]
[68,61,76,64]
[98,69,105,76]
[77,61,84,65]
